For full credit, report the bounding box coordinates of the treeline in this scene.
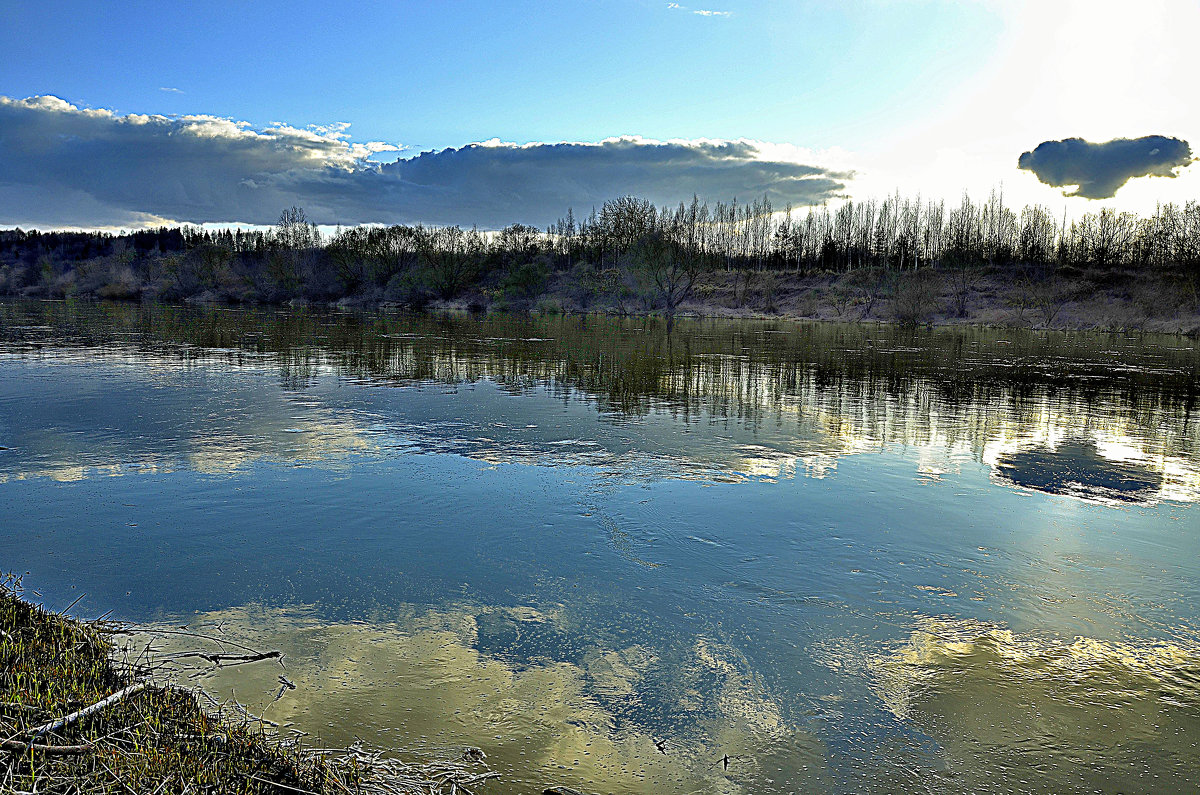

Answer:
[2,192,1200,318]
[549,191,1200,274]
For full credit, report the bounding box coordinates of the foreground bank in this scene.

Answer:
[0,577,497,794]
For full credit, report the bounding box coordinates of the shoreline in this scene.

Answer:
[440,267,1200,336]
[103,266,1200,337]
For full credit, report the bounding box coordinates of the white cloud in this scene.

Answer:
[0,96,850,229]
[666,2,732,17]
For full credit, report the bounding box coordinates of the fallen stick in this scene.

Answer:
[28,682,147,738]
[1,738,93,755]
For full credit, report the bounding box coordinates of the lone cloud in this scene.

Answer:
[0,95,850,229]
[1018,135,1193,199]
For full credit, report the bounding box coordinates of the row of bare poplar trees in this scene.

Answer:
[548,191,1200,275]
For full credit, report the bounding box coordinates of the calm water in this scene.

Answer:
[2,300,1200,794]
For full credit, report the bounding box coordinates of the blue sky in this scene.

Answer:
[1,1,998,150]
[1,0,1197,228]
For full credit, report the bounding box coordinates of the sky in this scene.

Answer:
[0,0,1197,230]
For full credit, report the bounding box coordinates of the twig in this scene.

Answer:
[28,682,147,737]
[99,760,139,795]
[60,592,87,616]
[460,771,501,785]
[246,774,321,794]
[225,699,279,728]
[116,627,263,655]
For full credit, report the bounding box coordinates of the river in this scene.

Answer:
[2,300,1199,793]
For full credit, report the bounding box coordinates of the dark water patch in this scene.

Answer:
[996,436,1164,504]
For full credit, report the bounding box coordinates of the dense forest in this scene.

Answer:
[2,192,1199,329]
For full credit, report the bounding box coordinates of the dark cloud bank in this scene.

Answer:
[1018,135,1193,199]
[0,96,849,229]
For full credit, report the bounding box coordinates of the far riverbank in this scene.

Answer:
[415,266,1200,335]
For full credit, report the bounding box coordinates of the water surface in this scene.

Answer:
[2,300,1199,793]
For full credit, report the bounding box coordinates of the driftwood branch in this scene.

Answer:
[28,682,147,738]
[162,650,282,666]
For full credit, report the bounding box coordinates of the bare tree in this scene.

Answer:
[635,201,713,330]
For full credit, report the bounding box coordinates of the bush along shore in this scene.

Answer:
[3,192,1200,333]
[0,576,498,794]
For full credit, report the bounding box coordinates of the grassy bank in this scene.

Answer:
[0,577,496,794]
[663,266,1200,334]
[9,255,1200,334]
[415,265,1200,335]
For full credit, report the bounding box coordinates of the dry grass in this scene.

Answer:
[668,266,1200,333]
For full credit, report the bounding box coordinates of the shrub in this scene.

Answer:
[892,270,939,326]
